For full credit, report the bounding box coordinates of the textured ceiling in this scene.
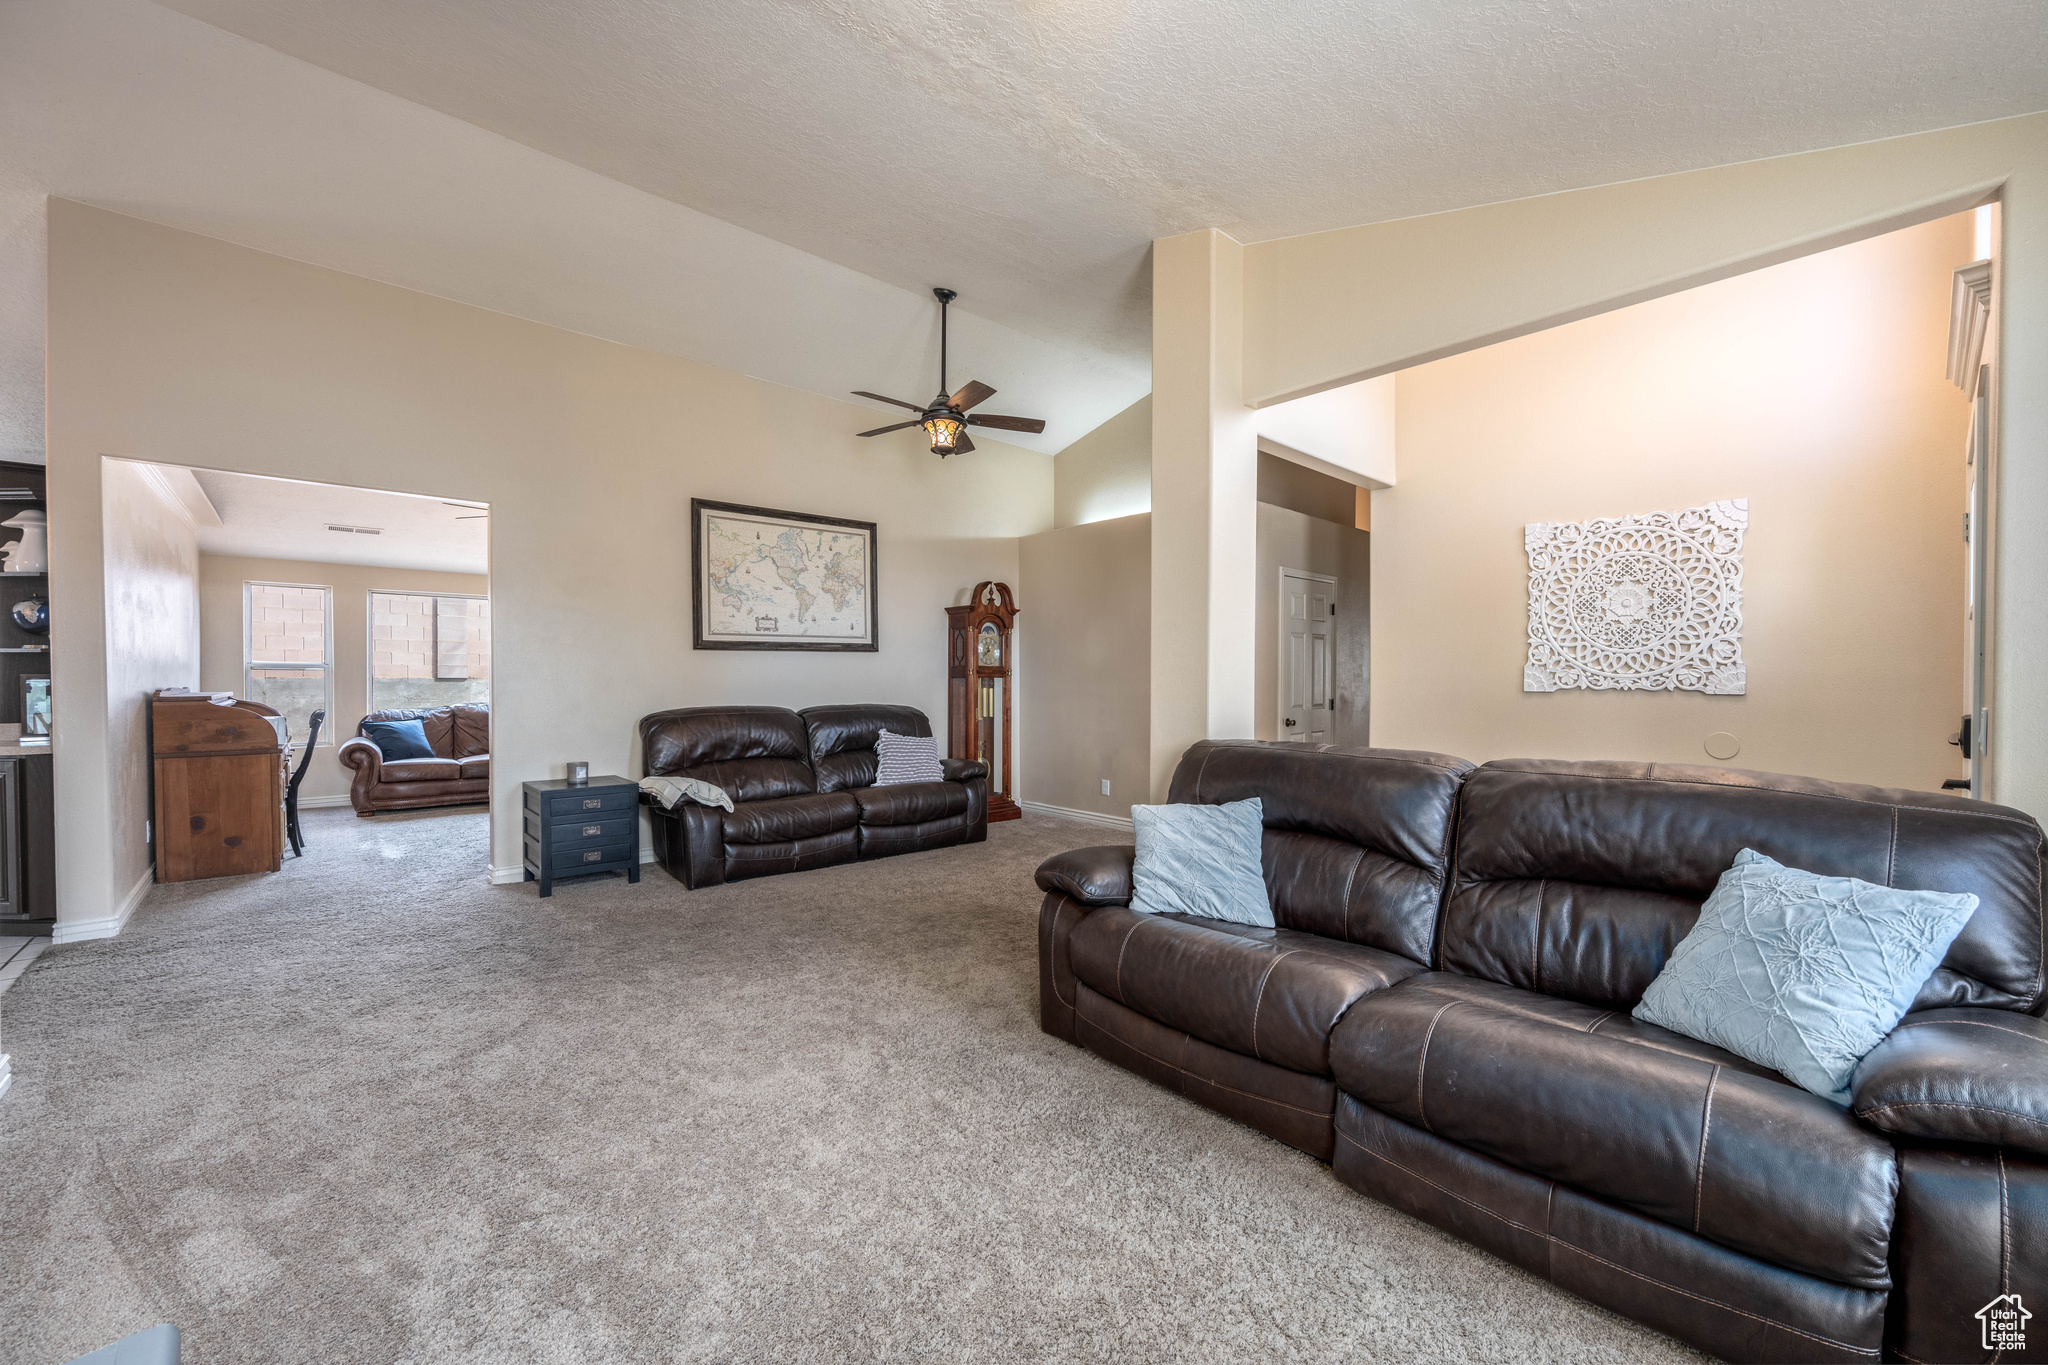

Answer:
[159,0,2048,359]
[0,1,1136,463]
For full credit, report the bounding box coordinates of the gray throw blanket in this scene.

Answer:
[638,775,734,812]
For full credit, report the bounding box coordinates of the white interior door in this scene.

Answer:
[1280,570,1336,744]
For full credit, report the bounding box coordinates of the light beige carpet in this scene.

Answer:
[0,807,1704,1364]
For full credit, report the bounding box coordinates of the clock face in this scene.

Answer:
[977,621,1002,667]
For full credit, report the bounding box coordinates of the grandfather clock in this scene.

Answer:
[947,581,1021,822]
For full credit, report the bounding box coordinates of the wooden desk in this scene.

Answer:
[151,690,285,882]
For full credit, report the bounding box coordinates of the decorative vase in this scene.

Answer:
[10,597,47,635]
[2,509,47,574]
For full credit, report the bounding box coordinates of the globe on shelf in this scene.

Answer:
[11,597,48,635]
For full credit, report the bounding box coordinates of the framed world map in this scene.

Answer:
[691,499,878,651]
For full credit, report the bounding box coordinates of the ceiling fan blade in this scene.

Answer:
[949,380,996,412]
[965,413,1047,434]
[858,420,922,437]
[953,432,976,455]
[852,390,924,412]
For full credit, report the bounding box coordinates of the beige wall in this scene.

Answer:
[1053,395,1151,529]
[198,555,489,804]
[1373,213,1974,790]
[1253,503,1369,747]
[1228,110,2048,814]
[48,202,1052,923]
[1017,513,1149,821]
[100,458,200,919]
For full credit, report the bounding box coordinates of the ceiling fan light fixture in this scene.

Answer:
[921,411,965,455]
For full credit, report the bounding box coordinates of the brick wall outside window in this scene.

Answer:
[370,593,491,713]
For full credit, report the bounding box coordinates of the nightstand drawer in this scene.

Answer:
[558,839,634,870]
[545,787,636,819]
[547,814,634,848]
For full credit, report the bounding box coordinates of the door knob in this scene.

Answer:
[1284,718,1297,727]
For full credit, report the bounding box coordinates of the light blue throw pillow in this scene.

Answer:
[1129,797,1273,927]
[1633,848,1978,1105]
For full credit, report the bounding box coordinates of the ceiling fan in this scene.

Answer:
[853,288,1047,457]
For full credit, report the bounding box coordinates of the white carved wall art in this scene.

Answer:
[1525,499,1747,694]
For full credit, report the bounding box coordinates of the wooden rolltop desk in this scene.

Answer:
[151,690,286,882]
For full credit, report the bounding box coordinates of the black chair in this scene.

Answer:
[285,708,325,857]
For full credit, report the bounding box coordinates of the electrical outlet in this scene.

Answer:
[1100,779,1111,796]
[145,820,152,844]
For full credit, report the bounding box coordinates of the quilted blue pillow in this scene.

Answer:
[1129,797,1273,927]
[1634,848,1978,1105]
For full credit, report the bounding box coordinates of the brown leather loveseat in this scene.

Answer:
[337,703,490,815]
[1037,740,2047,1364]
[640,703,987,888]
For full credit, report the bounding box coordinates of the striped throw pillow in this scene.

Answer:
[874,729,944,786]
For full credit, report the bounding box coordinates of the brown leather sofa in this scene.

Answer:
[640,703,987,887]
[337,703,490,815]
[1037,740,2047,1365]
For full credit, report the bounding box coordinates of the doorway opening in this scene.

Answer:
[101,459,490,892]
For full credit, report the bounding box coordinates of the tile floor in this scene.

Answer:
[0,934,50,995]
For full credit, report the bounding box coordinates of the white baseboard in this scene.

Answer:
[489,847,656,885]
[296,794,353,809]
[1019,800,1134,833]
[0,1053,11,1102]
[53,865,154,943]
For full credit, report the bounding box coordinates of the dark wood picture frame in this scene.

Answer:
[690,498,879,652]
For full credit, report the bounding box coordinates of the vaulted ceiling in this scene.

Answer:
[3,1,2044,466]
[158,0,2048,361]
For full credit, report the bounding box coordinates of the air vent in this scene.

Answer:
[326,524,384,535]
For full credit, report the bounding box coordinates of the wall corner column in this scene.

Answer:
[1149,229,1257,799]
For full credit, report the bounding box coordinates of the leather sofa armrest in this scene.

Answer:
[1852,1008,2048,1158]
[942,758,987,782]
[1034,845,1135,907]
[337,737,382,774]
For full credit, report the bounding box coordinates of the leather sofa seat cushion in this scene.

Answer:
[457,755,490,780]
[723,827,858,880]
[380,758,463,782]
[720,792,860,845]
[1330,972,1899,1289]
[1069,907,1424,1077]
[852,780,968,826]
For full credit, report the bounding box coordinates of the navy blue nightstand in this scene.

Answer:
[521,776,640,897]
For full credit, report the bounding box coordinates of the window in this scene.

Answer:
[369,591,491,713]
[244,581,334,746]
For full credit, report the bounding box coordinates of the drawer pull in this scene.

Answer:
[583,798,603,809]
[583,850,603,863]
[582,824,602,837]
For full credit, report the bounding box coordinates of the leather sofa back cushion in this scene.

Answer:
[363,706,455,758]
[448,703,489,759]
[801,704,933,793]
[1167,741,1473,962]
[638,706,816,802]
[1445,760,2046,1014]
